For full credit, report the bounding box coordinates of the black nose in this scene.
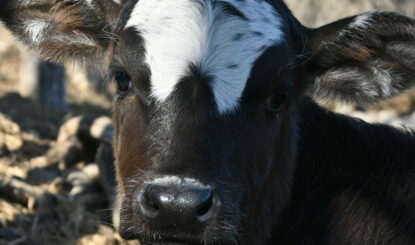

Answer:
[137,180,217,229]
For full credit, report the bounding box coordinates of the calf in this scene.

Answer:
[1,0,415,244]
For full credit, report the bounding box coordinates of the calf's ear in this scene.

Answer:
[0,0,121,64]
[305,12,415,104]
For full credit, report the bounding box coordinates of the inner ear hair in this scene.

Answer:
[0,0,121,64]
[306,11,415,105]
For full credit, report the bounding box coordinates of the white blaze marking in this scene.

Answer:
[126,0,284,113]
[24,19,50,44]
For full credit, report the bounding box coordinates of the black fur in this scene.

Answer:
[269,98,415,244]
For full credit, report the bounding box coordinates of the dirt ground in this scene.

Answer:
[0,1,414,245]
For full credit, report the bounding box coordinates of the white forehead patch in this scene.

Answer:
[126,0,284,114]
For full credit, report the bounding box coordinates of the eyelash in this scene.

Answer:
[109,68,133,99]
[109,68,151,106]
[116,71,132,90]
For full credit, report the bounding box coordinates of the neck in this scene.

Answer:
[268,98,415,244]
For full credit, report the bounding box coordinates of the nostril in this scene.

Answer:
[137,180,219,228]
[197,194,213,216]
[196,190,215,221]
[138,185,162,219]
[145,191,160,211]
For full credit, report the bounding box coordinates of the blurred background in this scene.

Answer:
[0,1,414,244]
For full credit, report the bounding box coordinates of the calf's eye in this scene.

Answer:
[115,71,132,93]
[266,93,288,113]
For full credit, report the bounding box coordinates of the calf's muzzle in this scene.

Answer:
[136,177,219,230]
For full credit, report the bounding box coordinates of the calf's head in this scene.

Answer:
[1,0,414,244]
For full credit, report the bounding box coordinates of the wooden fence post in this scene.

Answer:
[19,50,67,112]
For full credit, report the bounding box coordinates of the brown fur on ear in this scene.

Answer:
[94,0,123,23]
[306,12,415,104]
[0,0,121,64]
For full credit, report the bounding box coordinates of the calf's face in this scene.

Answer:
[112,1,299,243]
[1,0,414,244]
